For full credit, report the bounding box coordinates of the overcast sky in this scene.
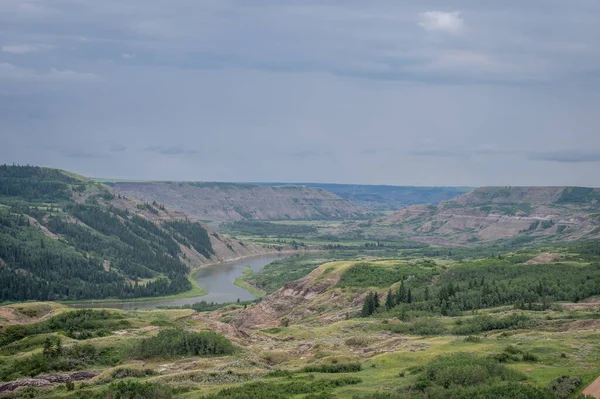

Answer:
[1,0,599,186]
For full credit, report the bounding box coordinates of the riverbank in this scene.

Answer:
[233,266,266,297]
[60,275,208,305]
[62,252,304,308]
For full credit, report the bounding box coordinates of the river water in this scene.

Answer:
[68,253,290,310]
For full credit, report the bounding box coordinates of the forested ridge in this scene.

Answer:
[0,165,214,301]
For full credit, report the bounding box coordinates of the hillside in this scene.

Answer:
[2,246,600,398]
[0,165,269,302]
[106,182,366,222]
[255,183,472,211]
[362,186,600,246]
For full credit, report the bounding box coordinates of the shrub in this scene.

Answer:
[345,336,371,348]
[110,367,157,380]
[417,353,526,390]
[451,314,532,335]
[302,363,362,373]
[548,376,583,399]
[204,377,361,399]
[132,329,235,359]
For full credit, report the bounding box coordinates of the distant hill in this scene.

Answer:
[0,165,268,301]
[107,182,366,223]
[254,183,472,211]
[360,186,600,246]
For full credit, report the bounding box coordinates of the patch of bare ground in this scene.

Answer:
[0,304,57,326]
[113,325,160,336]
[26,216,58,240]
[233,266,343,330]
[583,375,600,399]
[525,253,560,264]
[565,319,600,332]
[561,297,600,311]
[0,372,97,393]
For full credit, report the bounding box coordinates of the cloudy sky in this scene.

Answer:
[1,0,599,186]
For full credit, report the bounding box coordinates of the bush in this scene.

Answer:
[417,353,526,390]
[204,377,361,399]
[548,376,583,399]
[91,381,176,399]
[451,314,532,335]
[386,318,447,336]
[302,363,362,373]
[132,329,235,359]
[0,343,123,381]
[110,367,157,380]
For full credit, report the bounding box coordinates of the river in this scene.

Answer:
[68,253,290,310]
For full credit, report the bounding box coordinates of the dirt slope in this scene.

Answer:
[108,182,365,222]
[362,186,600,246]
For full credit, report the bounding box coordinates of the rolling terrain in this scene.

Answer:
[1,244,600,398]
[0,165,272,302]
[359,186,600,246]
[106,182,366,223]
[254,183,472,211]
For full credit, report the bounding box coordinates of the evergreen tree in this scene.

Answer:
[385,289,395,310]
[396,279,407,303]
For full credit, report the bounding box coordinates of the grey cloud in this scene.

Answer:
[61,148,111,159]
[289,150,333,160]
[529,150,600,163]
[1,1,600,186]
[144,145,198,155]
[109,143,127,152]
[159,147,197,155]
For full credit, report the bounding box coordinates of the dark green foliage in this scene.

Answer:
[0,343,123,381]
[361,292,379,317]
[302,363,362,373]
[223,221,317,237]
[0,165,202,301]
[451,314,532,335]
[547,376,583,399]
[110,367,157,380]
[388,258,600,316]
[339,262,434,289]
[384,318,447,336]
[203,376,362,399]
[491,346,538,363]
[84,381,177,399]
[340,263,404,288]
[0,310,130,347]
[416,353,525,390]
[163,220,213,257]
[131,329,235,359]
[0,165,81,202]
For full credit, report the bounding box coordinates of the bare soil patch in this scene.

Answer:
[583,374,600,399]
[525,253,560,264]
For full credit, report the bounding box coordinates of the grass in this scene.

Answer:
[61,275,207,305]
[234,266,266,297]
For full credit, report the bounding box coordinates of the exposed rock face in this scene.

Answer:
[108,182,365,222]
[364,186,600,246]
[0,372,97,393]
[234,266,345,329]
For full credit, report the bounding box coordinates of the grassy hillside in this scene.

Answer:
[0,165,216,302]
[1,244,599,398]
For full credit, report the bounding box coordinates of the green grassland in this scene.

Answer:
[2,241,600,398]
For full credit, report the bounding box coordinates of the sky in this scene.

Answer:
[1,0,599,186]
